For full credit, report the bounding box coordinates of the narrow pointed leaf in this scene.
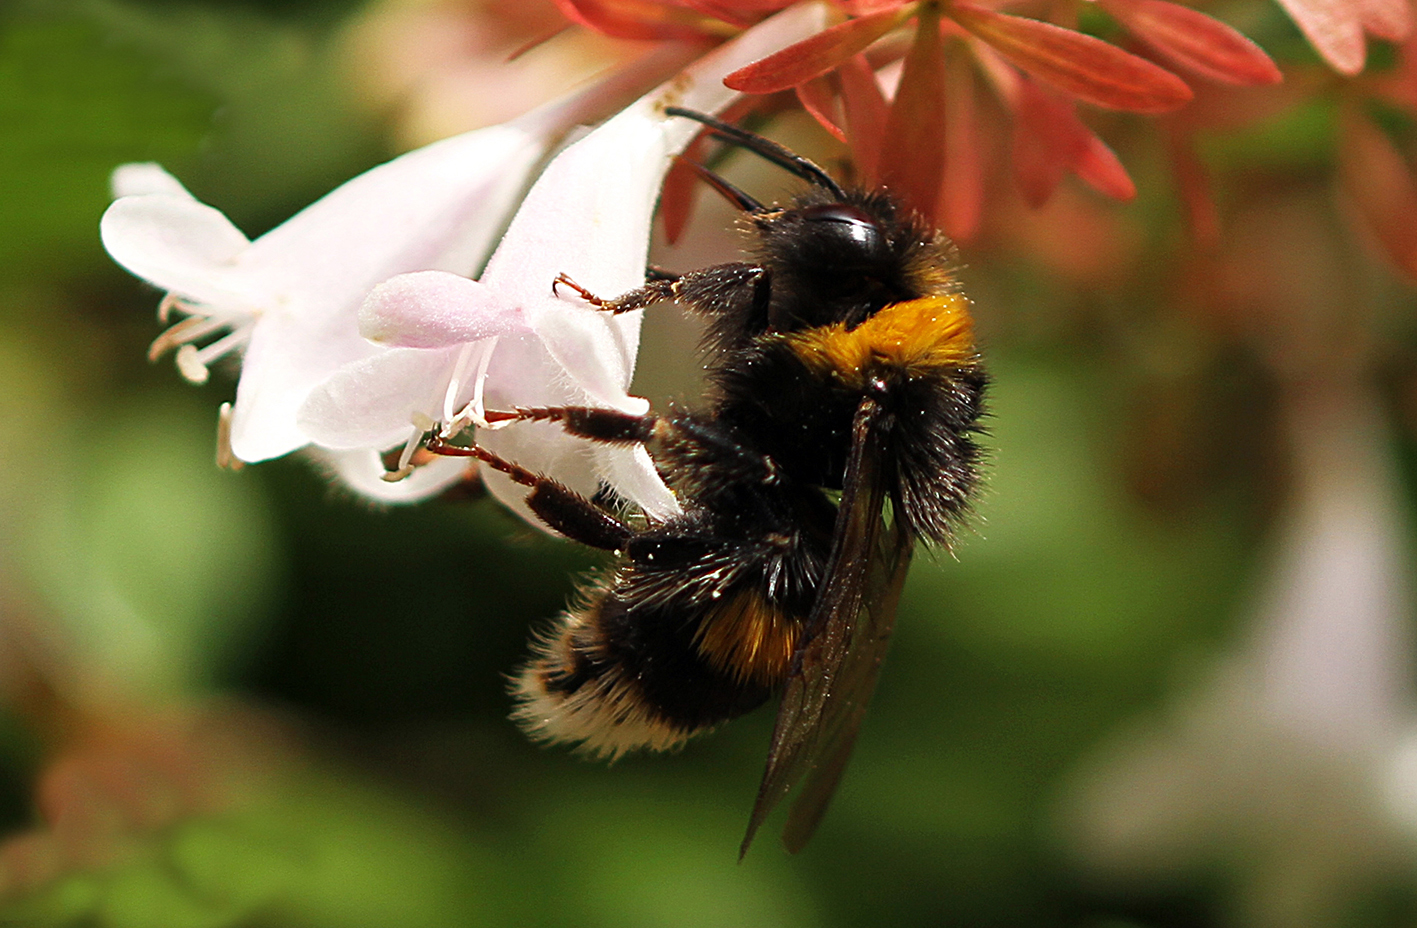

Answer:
[839,53,889,180]
[950,3,1193,111]
[1074,132,1135,200]
[940,53,984,240]
[1012,76,1088,206]
[1166,129,1218,243]
[725,6,913,92]
[879,7,948,220]
[839,0,912,12]
[1101,0,1282,85]
[797,73,848,141]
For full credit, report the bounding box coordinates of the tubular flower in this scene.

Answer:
[298,1,831,524]
[99,47,692,471]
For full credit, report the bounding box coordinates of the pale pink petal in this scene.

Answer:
[312,448,475,504]
[110,163,193,199]
[1273,0,1366,73]
[99,196,256,307]
[360,271,528,348]
[296,346,461,452]
[484,0,830,412]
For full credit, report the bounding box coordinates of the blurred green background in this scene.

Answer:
[4,0,1417,925]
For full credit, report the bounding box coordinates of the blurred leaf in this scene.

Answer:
[23,397,281,697]
[0,15,213,277]
[4,760,495,928]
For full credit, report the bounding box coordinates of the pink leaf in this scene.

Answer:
[950,3,1194,111]
[1339,108,1417,279]
[552,0,730,39]
[1101,0,1282,85]
[724,6,913,92]
[879,7,949,220]
[1356,0,1412,41]
[1270,0,1366,73]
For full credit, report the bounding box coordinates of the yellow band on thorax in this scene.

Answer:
[785,294,977,385]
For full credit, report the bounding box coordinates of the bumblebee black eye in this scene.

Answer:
[798,205,886,254]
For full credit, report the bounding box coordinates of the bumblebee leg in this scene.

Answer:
[485,406,778,486]
[425,436,631,551]
[553,263,770,324]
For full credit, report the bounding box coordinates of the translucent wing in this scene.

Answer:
[739,395,916,856]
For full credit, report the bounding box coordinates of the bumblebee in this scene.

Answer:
[431,108,986,854]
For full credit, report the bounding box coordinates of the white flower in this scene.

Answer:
[298,1,830,525]
[99,47,692,469]
[1059,382,1417,926]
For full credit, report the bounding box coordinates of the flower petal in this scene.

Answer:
[110,163,193,199]
[240,122,553,311]
[101,195,256,307]
[723,7,912,93]
[1271,0,1365,74]
[951,3,1194,112]
[312,448,475,504]
[360,271,528,348]
[482,0,831,411]
[298,347,461,451]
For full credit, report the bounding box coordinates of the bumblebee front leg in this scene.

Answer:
[425,436,631,552]
[554,263,771,324]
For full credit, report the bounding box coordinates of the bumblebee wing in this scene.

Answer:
[739,395,916,857]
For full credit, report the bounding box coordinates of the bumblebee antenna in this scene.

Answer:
[674,155,765,213]
[665,106,847,200]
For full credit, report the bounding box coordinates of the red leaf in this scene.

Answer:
[839,0,912,12]
[552,0,731,40]
[797,74,848,141]
[1339,108,1417,279]
[724,6,913,93]
[940,53,985,241]
[1165,129,1218,244]
[660,154,704,245]
[1012,77,1090,206]
[1075,132,1135,199]
[949,3,1193,111]
[838,53,889,181]
[879,7,949,220]
[1270,0,1365,73]
[1101,0,1282,85]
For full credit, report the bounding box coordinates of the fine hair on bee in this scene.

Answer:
[427,107,987,854]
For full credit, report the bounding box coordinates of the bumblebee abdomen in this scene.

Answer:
[511,579,802,759]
